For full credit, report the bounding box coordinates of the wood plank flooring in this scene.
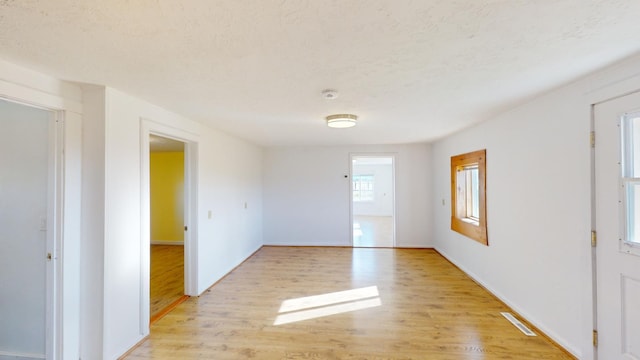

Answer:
[150,245,184,319]
[127,247,574,359]
[353,215,394,247]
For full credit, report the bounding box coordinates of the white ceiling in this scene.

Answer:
[1,1,639,147]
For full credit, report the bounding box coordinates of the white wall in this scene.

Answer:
[196,124,264,292]
[263,144,431,247]
[0,99,50,357]
[0,58,263,359]
[80,85,106,358]
[431,53,640,359]
[352,163,393,216]
[100,88,263,359]
[0,59,82,360]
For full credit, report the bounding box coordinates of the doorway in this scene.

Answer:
[140,119,198,333]
[0,98,57,359]
[351,155,396,248]
[593,90,640,359]
[149,135,187,322]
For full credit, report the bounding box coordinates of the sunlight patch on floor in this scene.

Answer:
[274,286,381,325]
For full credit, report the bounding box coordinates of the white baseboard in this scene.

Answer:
[0,350,45,360]
[263,242,351,247]
[151,240,184,245]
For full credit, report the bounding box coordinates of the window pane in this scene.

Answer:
[622,113,640,245]
[352,174,374,202]
[622,114,640,178]
[460,166,479,220]
[455,168,466,219]
[470,168,479,218]
[626,181,640,245]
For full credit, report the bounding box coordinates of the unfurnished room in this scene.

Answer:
[1,1,640,359]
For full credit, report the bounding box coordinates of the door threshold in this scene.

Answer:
[150,295,189,325]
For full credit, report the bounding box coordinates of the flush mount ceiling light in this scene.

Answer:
[326,114,358,128]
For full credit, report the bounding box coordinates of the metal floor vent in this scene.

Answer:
[501,312,536,337]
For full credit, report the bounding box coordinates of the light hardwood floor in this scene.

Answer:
[150,245,184,319]
[127,247,573,359]
[353,215,394,247]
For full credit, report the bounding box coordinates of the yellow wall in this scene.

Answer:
[150,152,184,242]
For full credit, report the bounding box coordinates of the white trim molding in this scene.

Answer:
[0,350,46,359]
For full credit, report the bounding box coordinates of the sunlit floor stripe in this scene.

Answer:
[274,297,382,325]
[278,286,379,313]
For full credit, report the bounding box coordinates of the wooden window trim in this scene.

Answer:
[451,149,488,245]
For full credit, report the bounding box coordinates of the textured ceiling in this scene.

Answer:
[1,1,640,147]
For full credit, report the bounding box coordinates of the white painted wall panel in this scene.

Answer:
[102,88,263,359]
[431,54,640,359]
[432,87,587,356]
[263,144,431,247]
[196,126,264,293]
[0,59,82,114]
[79,86,106,359]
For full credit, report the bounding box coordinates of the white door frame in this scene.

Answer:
[590,103,598,360]
[349,153,397,247]
[48,108,64,360]
[140,118,199,333]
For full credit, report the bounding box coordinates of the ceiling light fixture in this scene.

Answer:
[326,114,358,128]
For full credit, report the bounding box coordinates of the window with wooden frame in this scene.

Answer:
[451,149,488,245]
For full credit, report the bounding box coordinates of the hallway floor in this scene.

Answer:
[150,244,184,319]
[353,215,394,247]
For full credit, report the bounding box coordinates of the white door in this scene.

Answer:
[0,99,53,358]
[595,91,640,360]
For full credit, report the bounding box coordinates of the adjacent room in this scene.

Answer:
[351,156,396,248]
[1,1,640,359]
[148,135,187,321]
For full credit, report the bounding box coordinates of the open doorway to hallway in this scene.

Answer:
[351,155,396,248]
[149,135,187,322]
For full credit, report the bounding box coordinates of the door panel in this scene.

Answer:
[594,91,640,360]
[0,99,51,357]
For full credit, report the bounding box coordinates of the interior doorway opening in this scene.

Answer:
[351,155,396,248]
[148,135,188,322]
[140,119,199,334]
